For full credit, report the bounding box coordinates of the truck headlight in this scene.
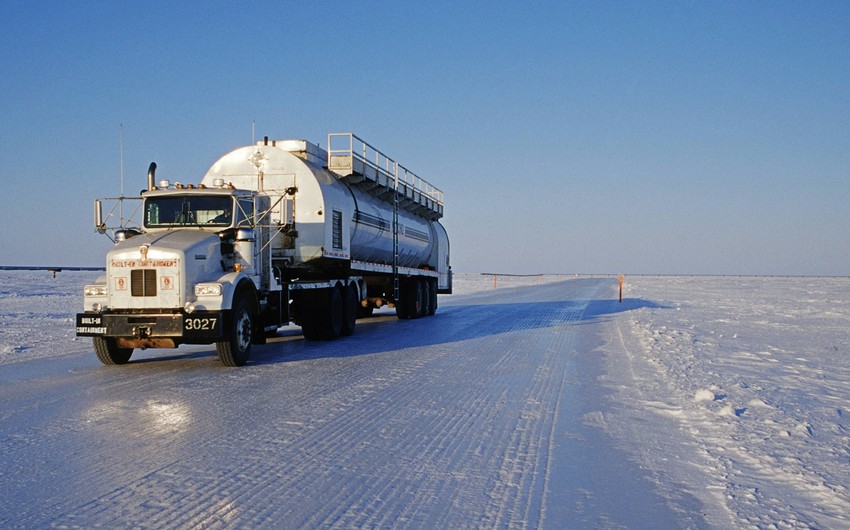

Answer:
[84,285,108,297]
[195,284,222,296]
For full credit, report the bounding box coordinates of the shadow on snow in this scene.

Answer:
[124,295,669,367]
[240,296,669,367]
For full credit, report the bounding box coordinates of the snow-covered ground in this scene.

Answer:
[0,271,848,528]
[606,275,850,529]
[0,271,97,364]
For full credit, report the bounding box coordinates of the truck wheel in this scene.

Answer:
[300,312,321,340]
[217,297,253,367]
[395,282,410,319]
[419,278,430,318]
[341,284,358,336]
[301,288,343,341]
[397,279,422,320]
[427,279,438,316]
[93,337,133,365]
[320,286,344,340]
[299,290,322,341]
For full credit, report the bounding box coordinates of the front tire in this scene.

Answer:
[93,337,133,365]
[217,297,254,367]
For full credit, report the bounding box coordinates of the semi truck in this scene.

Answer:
[76,133,451,366]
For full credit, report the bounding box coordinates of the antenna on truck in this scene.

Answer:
[119,123,124,221]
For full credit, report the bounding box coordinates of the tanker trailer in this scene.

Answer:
[77,133,451,366]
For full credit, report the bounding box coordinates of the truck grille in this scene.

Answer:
[131,269,157,297]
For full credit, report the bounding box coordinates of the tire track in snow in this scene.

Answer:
[480,302,585,529]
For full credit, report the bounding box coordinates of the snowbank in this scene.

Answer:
[449,272,587,296]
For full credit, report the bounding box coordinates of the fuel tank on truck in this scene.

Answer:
[200,137,449,278]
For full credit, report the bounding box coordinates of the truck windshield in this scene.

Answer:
[144,196,234,228]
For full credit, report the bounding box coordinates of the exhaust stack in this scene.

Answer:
[94,200,105,233]
[147,162,157,191]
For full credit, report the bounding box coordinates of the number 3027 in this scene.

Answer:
[185,317,217,331]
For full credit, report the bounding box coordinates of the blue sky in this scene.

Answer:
[1,1,848,275]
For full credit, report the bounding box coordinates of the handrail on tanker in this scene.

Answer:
[327,133,444,210]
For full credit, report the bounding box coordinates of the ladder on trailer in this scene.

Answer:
[393,166,400,302]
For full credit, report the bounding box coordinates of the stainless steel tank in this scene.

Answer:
[201,139,449,276]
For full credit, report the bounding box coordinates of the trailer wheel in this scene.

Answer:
[93,337,133,365]
[341,284,358,336]
[427,279,438,316]
[419,278,430,318]
[397,279,422,320]
[217,297,253,367]
[395,282,410,319]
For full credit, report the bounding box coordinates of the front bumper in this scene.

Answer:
[76,311,225,344]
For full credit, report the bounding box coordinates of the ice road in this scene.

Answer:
[0,277,693,529]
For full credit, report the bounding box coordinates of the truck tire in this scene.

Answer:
[301,288,343,341]
[300,311,321,340]
[299,290,322,341]
[397,279,422,320]
[419,278,430,318]
[427,279,438,316]
[216,297,254,367]
[395,282,410,320]
[341,284,358,336]
[93,337,133,365]
[321,286,344,340]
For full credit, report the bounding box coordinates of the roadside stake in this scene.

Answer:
[619,274,625,303]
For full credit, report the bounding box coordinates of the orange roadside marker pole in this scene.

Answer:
[618,274,624,303]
